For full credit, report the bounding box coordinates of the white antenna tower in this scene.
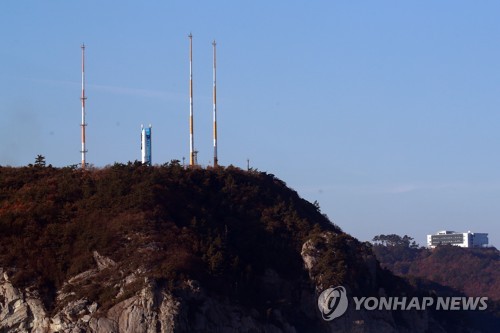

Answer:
[80,44,88,169]
[213,40,218,167]
[188,33,197,166]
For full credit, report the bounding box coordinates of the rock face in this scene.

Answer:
[0,257,181,333]
[0,270,296,333]
[0,245,454,333]
[0,271,49,333]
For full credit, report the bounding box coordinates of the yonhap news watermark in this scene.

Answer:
[318,286,488,321]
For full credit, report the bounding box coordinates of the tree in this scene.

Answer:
[34,155,46,167]
[372,234,419,248]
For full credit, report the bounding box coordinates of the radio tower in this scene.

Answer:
[80,43,88,169]
[188,34,197,166]
[212,40,218,167]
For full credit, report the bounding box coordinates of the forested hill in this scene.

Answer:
[0,162,339,297]
[371,234,500,301]
[0,163,498,332]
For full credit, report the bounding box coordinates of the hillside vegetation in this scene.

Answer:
[372,234,500,301]
[0,162,350,310]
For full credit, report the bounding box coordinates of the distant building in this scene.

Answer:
[427,230,488,248]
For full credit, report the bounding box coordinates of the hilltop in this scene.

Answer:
[0,163,498,332]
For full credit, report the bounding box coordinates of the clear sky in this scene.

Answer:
[1,1,499,248]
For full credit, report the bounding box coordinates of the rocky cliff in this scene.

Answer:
[1,246,449,333]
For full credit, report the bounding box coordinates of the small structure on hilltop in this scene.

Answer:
[141,124,152,166]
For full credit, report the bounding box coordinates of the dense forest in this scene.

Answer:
[0,162,363,311]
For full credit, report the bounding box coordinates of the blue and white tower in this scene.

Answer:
[141,124,152,165]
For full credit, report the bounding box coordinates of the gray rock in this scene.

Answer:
[0,242,458,333]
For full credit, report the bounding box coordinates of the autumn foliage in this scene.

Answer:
[0,162,342,311]
[372,235,500,301]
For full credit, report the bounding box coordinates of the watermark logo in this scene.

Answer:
[352,296,488,311]
[318,285,488,321]
[317,286,348,321]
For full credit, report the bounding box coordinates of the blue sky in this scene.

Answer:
[1,1,499,247]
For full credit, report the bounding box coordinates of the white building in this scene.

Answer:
[427,230,488,248]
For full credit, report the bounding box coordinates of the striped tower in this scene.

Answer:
[212,40,218,167]
[188,33,196,166]
[80,44,88,169]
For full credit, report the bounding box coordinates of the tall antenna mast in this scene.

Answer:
[81,43,88,169]
[212,40,218,167]
[188,33,196,166]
